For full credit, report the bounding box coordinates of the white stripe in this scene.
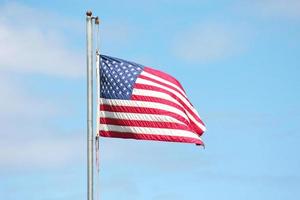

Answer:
[100,111,185,125]
[137,78,193,108]
[141,71,187,97]
[132,88,206,131]
[132,89,184,110]
[100,124,202,141]
[141,72,206,131]
[100,98,189,122]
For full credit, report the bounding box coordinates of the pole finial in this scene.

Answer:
[95,17,100,25]
[86,10,92,16]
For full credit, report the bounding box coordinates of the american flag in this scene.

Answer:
[97,55,206,145]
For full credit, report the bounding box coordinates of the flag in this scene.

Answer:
[97,55,206,145]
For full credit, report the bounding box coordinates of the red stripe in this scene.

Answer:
[143,67,198,115]
[100,130,203,145]
[134,83,205,126]
[100,118,195,132]
[131,95,186,114]
[138,74,187,98]
[187,120,204,136]
[143,67,186,92]
[100,104,189,125]
[131,95,205,135]
[135,77,194,111]
[134,84,205,135]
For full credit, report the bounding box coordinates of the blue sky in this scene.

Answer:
[0,0,300,199]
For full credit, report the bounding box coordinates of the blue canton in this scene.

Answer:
[100,55,144,100]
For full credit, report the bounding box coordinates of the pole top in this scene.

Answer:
[95,17,100,25]
[86,10,92,16]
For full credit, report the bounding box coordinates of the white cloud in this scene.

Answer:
[0,134,84,169]
[0,2,87,170]
[0,71,84,170]
[0,76,81,170]
[0,73,58,119]
[172,23,247,63]
[0,2,84,78]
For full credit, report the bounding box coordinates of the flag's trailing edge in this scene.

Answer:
[97,55,206,145]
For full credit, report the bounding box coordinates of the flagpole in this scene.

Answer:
[86,10,94,200]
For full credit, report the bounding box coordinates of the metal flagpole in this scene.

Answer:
[86,10,94,200]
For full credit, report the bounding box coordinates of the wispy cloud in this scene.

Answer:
[172,22,248,63]
[0,2,86,170]
[0,2,84,78]
[0,71,84,170]
[0,134,84,169]
[237,0,300,20]
[0,73,58,119]
[0,2,136,171]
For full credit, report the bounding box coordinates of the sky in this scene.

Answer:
[0,0,300,199]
